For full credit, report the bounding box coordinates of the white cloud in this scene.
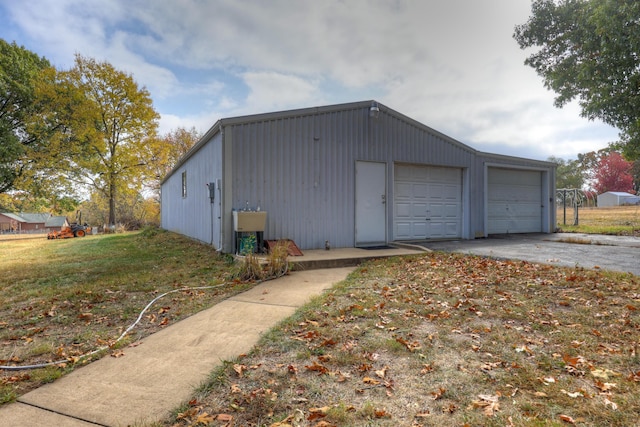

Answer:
[241,71,322,112]
[0,0,620,160]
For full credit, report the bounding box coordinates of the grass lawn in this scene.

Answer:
[0,229,252,403]
[162,254,640,427]
[557,205,640,236]
[2,221,640,426]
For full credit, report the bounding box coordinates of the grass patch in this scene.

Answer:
[558,205,640,236]
[0,229,255,403]
[163,254,640,427]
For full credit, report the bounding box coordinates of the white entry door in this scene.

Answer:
[355,161,386,246]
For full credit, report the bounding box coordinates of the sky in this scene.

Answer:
[0,0,620,161]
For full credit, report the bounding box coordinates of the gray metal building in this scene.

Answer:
[160,100,556,252]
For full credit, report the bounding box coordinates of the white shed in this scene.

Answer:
[597,191,640,207]
[160,101,556,252]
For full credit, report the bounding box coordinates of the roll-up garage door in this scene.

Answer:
[394,164,462,240]
[488,168,542,234]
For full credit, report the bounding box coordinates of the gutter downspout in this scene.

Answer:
[218,124,225,251]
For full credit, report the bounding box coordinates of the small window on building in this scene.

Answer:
[182,171,187,198]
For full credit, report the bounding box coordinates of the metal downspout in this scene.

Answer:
[218,124,225,251]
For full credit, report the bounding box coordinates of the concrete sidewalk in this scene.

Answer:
[0,267,356,427]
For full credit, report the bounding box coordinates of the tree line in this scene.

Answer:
[550,150,638,194]
[516,0,640,195]
[0,39,200,228]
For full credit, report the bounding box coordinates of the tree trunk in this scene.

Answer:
[108,177,116,228]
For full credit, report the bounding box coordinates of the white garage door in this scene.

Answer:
[394,164,462,240]
[488,168,542,234]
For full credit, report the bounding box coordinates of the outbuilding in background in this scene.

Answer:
[597,191,640,207]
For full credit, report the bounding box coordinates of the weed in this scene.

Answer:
[0,386,17,405]
[234,239,290,281]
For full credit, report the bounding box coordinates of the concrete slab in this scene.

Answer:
[0,402,98,427]
[1,267,356,427]
[286,246,424,270]
[420,234,640,276]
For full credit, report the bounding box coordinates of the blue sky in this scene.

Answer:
[0,0,619,160]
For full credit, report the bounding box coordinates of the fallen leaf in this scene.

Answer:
[307,406,330,421]
[470,394,500,416]
[195,412,214,424]
[420,364,434,374]
[603,398,618,410]
[305,361,329,375]
[559,414,576,424]
[111,350,125,358]
[233,364,247,377]
[375,366,388,378]
[515,345,533,355]
[591,368,621,380]
[374,408,390,418]
[627,370,640,382]
[217,413,233,421]
[594,379,617,392]
[542,376,556,384]
[430,387,446,400]
[363,377,381,385]
[561,389,583,398]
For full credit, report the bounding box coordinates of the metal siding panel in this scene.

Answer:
[230,110,364,250]
[160,133,223,247]
[227,105,488,250]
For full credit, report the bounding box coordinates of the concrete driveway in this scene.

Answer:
[417,233,640,276]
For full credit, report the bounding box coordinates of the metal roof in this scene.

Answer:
[0,212,54,223]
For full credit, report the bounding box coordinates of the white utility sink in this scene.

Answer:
[233,211,267,232]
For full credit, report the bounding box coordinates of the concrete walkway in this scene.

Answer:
[0,267,356,427]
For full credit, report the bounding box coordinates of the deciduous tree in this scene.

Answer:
[54,55,160,227]
[593,151,634,193]
[0,39,53,194]
[145,126,201,195]
[514,0,640,159]
[548,156,585,189]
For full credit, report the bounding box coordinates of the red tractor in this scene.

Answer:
[47,211,92,239]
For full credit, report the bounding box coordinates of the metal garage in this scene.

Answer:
[161,101,556,251]
[394,164,463,240]
[487,167,543,234]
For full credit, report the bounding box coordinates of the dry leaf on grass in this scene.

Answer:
[233,364,247,377]
[430,387,446,400]
[559,414,576,424]
[603,397,618,410]
[470,394,500,416]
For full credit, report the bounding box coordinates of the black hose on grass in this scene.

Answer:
[1,254,289,372]
[0,283,230,371]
